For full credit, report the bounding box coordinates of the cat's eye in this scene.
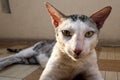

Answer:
[62,30,72,37]
[85,31,94,38]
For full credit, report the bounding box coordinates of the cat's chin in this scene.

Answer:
[70,57,79,61]
[72,53,90,60]
[65,51,80,61]
[66,53,78,61]
[68,55,81,61]
[74,56,80,59]
[65,49,87,61]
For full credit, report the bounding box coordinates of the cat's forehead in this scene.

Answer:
[67,14,89,22]
[59,14,97,31]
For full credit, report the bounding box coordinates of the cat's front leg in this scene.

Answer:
[39,56,73,80]
[39,66,71,80]
[39,63,63,80]
[85,66,104,80]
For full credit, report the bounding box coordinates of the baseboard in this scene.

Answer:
[0,39,120,47]
[98,40,120,47]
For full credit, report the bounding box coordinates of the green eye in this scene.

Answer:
[62,30,72,37]
[85,31,94,38]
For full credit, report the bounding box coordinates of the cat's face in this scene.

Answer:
[55,15,98,60]
[45,2,112,60]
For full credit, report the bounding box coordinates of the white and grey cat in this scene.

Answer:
[0,2,112,80]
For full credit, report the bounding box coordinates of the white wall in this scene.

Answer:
[0,0,119,44]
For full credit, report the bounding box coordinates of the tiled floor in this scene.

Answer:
[97,47,120,80]
[98,47,120,60]
[0,43,120,80]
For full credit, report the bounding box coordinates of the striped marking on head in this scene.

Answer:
[67,15,89,22]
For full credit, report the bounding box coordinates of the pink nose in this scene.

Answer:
[74,49,82,56]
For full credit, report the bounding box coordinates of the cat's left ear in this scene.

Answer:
[90,6,112,30]
[45,2,66,28]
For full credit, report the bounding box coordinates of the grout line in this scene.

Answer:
[0,76,22,79]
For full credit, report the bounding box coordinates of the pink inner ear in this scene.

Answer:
[51,14,60,27]
[47,8,60,27]
[90,6,112,29]
[45,3,62,27]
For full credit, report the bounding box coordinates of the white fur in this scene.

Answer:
[39,18,103,80]
[56,19,98,61]
[16,47,37,57]
[36,53,49,68]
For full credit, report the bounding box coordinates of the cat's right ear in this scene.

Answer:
[90,6,112,30]
[45,2,66,28]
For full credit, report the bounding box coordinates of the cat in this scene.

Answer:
[39,2,111,80]
[0,2,112,80]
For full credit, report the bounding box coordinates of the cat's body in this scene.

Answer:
[0,2,112,80]
[39,3,111,80]
[0,40,55,69]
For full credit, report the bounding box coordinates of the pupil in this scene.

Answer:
[62,30,71,37]
[85,31,94,37]
[89,32,91,35]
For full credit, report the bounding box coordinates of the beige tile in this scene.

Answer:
[106,47,115,60]
[0,48,11,57]
[118,72,120,80]
[0,64,39,79]
[99,47,107,59]
[105,71,117,80]
[0,46,30,58]
[24,67,43,80]
[100,71,106,79]
[0,49,7,54]
[0,77,21,80]
[115,48,120,60]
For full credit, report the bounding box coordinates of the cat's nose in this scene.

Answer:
[74,49,82,56]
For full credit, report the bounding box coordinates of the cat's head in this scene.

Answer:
[45,2,112,60]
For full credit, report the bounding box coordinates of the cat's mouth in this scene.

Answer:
[72,51,88,60]
[66,49,83,60]
[73,51,82,59]
[74,55,80,59]
[69,53,81,60]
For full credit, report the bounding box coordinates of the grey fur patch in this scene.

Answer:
[79,15,88,22]
[44,41,55,57]
[26,56,39,64]
[33,40,55,53]
[33,41,46,52]
[33,40,56,57]
[18,56,39,64]
[18,40,56,64]
[67,15,89,22]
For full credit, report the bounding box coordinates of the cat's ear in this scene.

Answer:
[45,2,66,27]
[90,6,112,29]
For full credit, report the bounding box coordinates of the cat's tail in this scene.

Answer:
[7,48,22,53]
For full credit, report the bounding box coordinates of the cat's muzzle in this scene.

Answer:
[73,49,82,59]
